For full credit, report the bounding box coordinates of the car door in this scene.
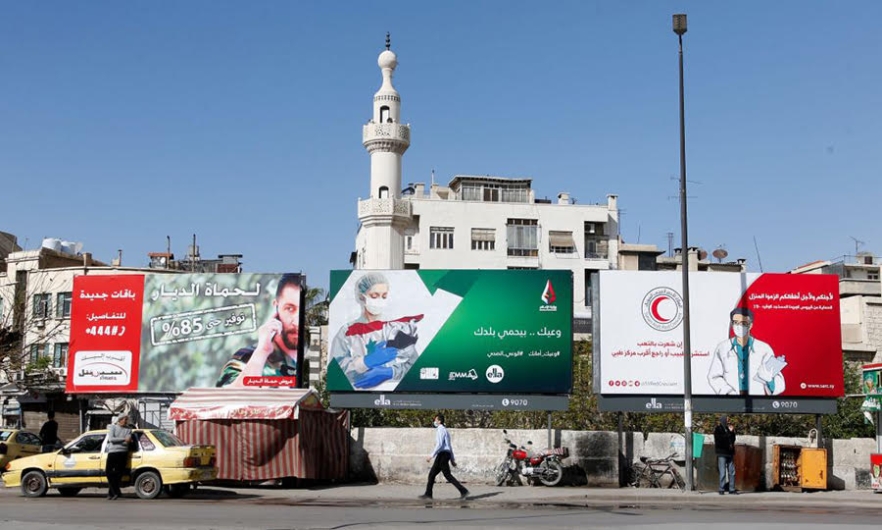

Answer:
[12,432,43,459]
[51,433,107,487]
[122,431,148,483]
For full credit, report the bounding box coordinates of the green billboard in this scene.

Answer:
[326,270,573,394]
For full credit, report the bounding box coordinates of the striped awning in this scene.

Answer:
[168,387,323,421]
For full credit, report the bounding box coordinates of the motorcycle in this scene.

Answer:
[494,429,568,487]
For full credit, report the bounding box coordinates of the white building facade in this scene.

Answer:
[791,254,882,363]
[352,41,620,326]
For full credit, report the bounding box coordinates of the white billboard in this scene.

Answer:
[596,271,843,398]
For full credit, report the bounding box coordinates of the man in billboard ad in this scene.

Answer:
[326,270,573,394]
[708,307,786,396]
[597,271,843,399]
[67,273,306,393]
[216,273,303,387]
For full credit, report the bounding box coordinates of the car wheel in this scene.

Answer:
[134,471,163,500]
[57,487,82,497]
[21,470,49,498]
[164,484,190,498]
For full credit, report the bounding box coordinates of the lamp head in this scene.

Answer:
[673,14,688,36]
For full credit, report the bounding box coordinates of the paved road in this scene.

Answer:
[0,487,880,529]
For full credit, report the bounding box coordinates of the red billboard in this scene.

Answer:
[67,273,306,393]
[68,275,145,393]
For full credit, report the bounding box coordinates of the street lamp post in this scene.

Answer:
[673,13,694,492]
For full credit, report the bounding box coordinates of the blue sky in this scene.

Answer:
[2,1,880,290]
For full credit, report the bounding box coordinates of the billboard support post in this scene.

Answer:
[547,412,552,449]
[673,12,694,492]
[877,410,882,453]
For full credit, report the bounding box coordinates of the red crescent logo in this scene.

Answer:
[651,296,670,322]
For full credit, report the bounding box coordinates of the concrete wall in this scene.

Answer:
[349,427,880,490]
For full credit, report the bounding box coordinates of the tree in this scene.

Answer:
[304,287,328,327]
[0,269,71,386]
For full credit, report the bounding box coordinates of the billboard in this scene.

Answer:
[860,363,882,413]
[596,271,843,398]
[67,273,306,393]
[326,270,572,394]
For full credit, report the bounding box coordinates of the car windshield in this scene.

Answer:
[151,430,185,448]
[0,431,12,442]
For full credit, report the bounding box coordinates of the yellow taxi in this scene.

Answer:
[2,428,217,499]
[0,429,44,470]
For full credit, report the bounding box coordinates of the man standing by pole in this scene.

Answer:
[39,411,58,453]
[714,416,737,495]
[419,413,469,500]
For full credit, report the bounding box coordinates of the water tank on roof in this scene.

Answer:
[60,241,83,255]
[41,238,63,252]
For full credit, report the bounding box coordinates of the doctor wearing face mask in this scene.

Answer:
[707,307,786,396]
[330,272,423,390]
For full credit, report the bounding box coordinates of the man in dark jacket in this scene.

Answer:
[714,415,737,494]
[39,411,59,453]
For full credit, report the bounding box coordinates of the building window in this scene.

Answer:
[429,227,454,249]
[404,225,419,253]
[29,343,49,364]
[506,218,538,257]
[33,293,51,319]
[585,272,593,307]
[53,343,68,368]
[870,270,880,281]
[380,105,390,123]
[548,230,576,254]
[461,183,529,203]
[378,186,389,199]
[638,254,657,271]
[471,228,496,251]
[585,222,605,236]
[56,292,72,318]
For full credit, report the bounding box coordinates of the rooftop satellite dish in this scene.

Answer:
[698,249,708,261]
[712,248,729,263]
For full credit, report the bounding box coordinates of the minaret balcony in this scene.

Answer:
[363,123,411,153]
[357,197,412,221]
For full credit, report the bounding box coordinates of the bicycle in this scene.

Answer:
[627,453,686,491]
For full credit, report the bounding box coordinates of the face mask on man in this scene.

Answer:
[364,296,388,316]
[732,323,750,338]
[433,420,440,428]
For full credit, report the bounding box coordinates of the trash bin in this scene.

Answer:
[871,454,882,492]
[692,433,705,459]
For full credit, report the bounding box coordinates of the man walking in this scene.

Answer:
[419,413,469,500]
[714,415,737,495]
